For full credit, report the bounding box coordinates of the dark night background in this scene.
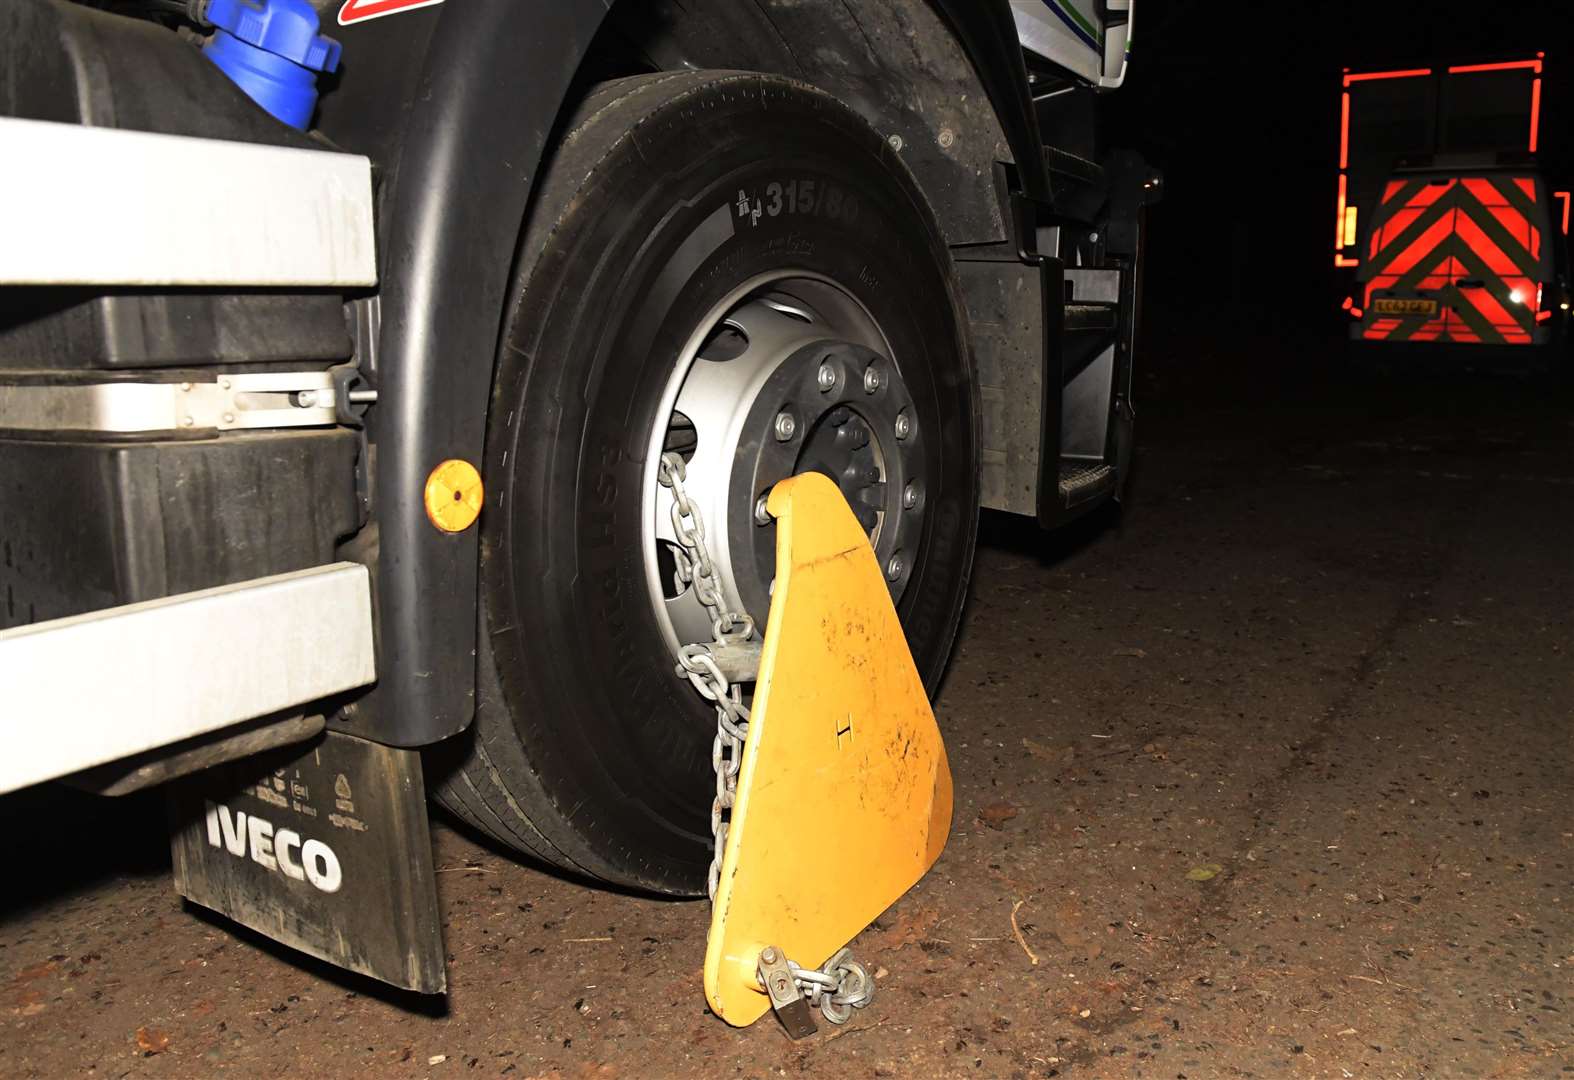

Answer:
[1103,1,1574,367]
[3,6,1572,1075]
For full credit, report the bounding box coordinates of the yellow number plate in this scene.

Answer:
[1373,297,1438,316]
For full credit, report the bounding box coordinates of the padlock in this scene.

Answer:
[757,945,817,1039]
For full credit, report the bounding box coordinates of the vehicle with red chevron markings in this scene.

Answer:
[1334,57,1569,348]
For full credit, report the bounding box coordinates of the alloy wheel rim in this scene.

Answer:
[640,271,928,660]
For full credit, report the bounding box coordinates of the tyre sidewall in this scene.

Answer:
[484,76,977,891]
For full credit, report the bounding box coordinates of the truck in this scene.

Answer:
[1336,55,1569,347]
[0,0,1156,1000]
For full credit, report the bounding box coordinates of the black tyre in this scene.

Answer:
[430,71,978,894]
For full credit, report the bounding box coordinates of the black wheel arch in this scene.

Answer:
[319,1,1048,747]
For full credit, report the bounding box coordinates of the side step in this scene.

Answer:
[1061,301,1119,383]
[1063,302,1118,335]
[1043,144,1105,188]
[1057,461,1116,508]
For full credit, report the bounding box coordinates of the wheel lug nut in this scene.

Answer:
[903,481,920,509]
[886,553,906,581]
[894,410,912,439]
[754,494,772,525]
[773,410,797,441]
[817,362,837,392]
[863,364,883,393]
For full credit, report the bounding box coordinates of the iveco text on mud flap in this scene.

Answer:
[170,730,445,993]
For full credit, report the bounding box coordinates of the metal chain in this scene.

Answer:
[789,948,876,1025]
[658,451,754,902]
[659,451,748,639]
[656,451,874,1024]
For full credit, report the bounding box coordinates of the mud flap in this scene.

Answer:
[169,729,445,994]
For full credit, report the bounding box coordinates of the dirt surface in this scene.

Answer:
[3,347,1571,1078]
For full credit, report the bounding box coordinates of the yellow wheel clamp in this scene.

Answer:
[702,471,953,1035]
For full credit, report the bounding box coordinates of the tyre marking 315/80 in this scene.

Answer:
[735,180,860,228]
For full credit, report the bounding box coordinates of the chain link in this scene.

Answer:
[656,451,874,1024]
[789,948,876,1025]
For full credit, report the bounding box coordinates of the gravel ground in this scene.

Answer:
[2,343,1570,1078]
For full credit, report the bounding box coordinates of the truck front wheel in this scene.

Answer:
[429,71,978,894]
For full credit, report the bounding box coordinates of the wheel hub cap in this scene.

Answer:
[643,275,927,658]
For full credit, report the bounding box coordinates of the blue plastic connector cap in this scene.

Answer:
[202,0,343,130]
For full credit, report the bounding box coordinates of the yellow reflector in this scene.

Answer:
[424,458,484,533]
[703,472,953,1027]
[1343,205,1359,248]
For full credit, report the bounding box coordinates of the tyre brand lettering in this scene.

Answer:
[764,233,817,259]
[337,0,443,25]
[584,437,641,692]
[734,180,860,228]
[583,438,620,548]
[203,800,343,893]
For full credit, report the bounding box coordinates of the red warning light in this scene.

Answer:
[1339,92,1350,169]
[1529,78,1542,152]
[1446,59,1542,75]
[1343,67,1431,86]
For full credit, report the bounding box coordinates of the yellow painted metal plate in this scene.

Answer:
[703,472,953,1026]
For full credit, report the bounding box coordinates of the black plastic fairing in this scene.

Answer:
[927,0,1052,208]
[333,3,613,747]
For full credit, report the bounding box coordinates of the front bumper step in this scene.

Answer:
[0,562,375,795]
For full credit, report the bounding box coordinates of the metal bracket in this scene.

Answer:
[66,713,326,797]
[330,364,379,428]
[0,370,360,434]
[707,638,762,683]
